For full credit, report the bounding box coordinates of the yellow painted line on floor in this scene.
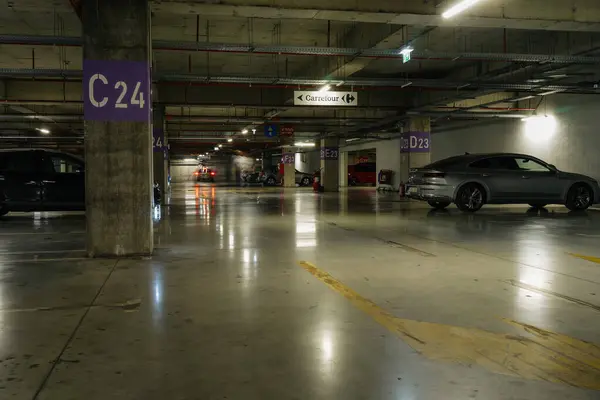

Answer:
[298,260,600,390]
[569,252,600,264]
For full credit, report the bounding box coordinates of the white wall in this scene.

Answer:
[295,150,320,173]
[171,164,198,183]
[341,140,404,188]
[432,94,600,182]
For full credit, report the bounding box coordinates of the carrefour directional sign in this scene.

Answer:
[294,91,358,107]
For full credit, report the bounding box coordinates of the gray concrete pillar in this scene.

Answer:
[400,117,431,183]
[320,138,340,192]
[338,151,349,187]
[282,148,296,187]
[82,0,153,257]
[152,104,168,203]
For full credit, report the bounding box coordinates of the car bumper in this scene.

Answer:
[405,184,453,202]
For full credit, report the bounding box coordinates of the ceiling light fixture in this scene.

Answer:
[442,0,485,19]
[318,84,331,93]
[227,138,233,142]
[214,146,219,151]
[242,129,248,134]
[346,138,361,142]
[294,142,315,147]
[218,144,223,148]
[401,81,413,88]
[36,128,50,134]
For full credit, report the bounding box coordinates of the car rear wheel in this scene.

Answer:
[428,200,451,210]
[455,183,485,212]
[301,177,311,186]
[528,203,547,209]
[266,176,276,186]
[565,183,593,211]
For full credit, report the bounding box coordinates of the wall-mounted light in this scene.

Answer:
[294,142,315,147]
[522,115,557,140]
[36,128,50,134]
[442,0,485,19]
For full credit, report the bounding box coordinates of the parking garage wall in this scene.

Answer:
[342,139,402,188]
[295,150,320,174]
[431,94,600,182]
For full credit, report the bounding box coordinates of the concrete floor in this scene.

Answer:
[1,185,599,399]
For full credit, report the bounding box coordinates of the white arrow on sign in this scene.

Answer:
[294,91,358,107]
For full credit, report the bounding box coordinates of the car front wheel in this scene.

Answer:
[566,183,593,211]
[455,183,485,212]
[428,200,451,210]
[301,177,311,186]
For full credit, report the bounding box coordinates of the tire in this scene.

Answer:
[455,183,485,212]
[266,177,276,186]
[528,203,547,209]
[0,206,7,217]
[301,177,311,186]
[565,183,593,211]
[428,200,451,210]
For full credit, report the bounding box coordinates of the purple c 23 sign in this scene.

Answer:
[84,60,151,122]
[400,131,430,153]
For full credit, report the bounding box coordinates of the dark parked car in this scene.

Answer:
[0,149,160,216]
[406,152,600,212]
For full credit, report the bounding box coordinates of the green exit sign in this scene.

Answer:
[400,47,414,64]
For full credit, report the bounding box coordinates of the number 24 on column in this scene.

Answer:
[88,74,145,109]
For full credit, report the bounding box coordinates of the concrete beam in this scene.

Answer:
[151,1,600,32]
[17,0,600,32]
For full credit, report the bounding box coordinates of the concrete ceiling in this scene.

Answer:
[1,0,600,155]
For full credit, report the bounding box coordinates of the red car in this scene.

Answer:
[348,162,376,185]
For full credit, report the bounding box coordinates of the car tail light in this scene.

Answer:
[193,171,199,176]
[210,171,216,176]
[424,172,445,178]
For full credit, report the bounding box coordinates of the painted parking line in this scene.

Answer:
[569,252,600,264]
[298,260,600,390]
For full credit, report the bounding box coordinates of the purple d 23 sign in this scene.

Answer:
[153,128,165,153]
[320,147,339,160]
[282,153,295,164]
[84,59,151,122]
[400,131,431,153]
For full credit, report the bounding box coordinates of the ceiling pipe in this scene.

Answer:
[1,35,600,65]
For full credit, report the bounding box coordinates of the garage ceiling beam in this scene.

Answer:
[11,0,600,32]
[1,69,596,93]
[6,35,600,65]
[151,1,600,32]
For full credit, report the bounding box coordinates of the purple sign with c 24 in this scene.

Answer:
[83,60,151,122]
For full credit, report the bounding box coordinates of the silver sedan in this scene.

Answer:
[406,153,600,212]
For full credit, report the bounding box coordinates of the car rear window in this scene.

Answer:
[423,156,468,170]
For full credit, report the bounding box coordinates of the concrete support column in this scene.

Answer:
[152,105,168,202]
[338,151,348,187]
[83,0,153,257]
[320,138,340,192]
[282,148,296,188]
[400,117,432,183]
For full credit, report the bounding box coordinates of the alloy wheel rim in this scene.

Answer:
[574,187,591,209]
[465,187,483,209]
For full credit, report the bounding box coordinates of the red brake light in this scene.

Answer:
[193,172,199,176]
[424,172,445,178]
[210,171,216,176]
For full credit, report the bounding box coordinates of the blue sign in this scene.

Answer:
[264,124,278,138]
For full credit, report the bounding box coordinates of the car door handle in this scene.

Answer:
[42,180,56,184]
[25,180,38,185]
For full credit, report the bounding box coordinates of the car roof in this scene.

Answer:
[0,148,84,161]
